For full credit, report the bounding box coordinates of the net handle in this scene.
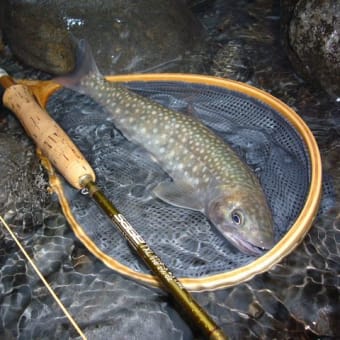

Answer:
[1,74,96,189]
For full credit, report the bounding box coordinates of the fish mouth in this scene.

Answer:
[225,233,268,256]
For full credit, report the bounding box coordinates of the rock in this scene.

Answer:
[1,0,206,75]
[281,0,340,98]
[0,5,3,52]
[0,30,4,53]
[0,31,4,53]
[210,40,254,82]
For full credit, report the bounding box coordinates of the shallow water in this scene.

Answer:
[1,0,339,339]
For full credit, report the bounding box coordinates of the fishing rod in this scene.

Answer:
[0,69,227,340]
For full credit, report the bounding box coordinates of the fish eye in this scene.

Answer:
[231,210,243,226]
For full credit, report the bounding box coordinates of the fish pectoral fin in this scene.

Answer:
[153,181,203,211]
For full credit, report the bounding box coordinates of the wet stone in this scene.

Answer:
[287,0,340,98]
[1,0,207,75]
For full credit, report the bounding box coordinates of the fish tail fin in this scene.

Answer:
[54,39,101,91]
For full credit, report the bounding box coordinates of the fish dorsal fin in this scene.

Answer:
[153,180,204,212]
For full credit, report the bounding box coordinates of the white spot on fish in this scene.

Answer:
[193,178,200,186]
[203,175,209,183]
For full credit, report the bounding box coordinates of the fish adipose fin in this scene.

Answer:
[153,180,203,211]
[54,39,101,91]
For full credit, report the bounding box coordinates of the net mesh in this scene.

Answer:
[47,81,310,278]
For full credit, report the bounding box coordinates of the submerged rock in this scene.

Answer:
[0,129,49,230]
[281,0,340,98]
[1,0,206,75]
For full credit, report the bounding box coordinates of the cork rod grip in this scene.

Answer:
[3,84,96,189]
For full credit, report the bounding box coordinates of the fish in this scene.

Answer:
[56,40,275,255]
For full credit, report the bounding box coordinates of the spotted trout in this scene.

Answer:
[56,40,274,255]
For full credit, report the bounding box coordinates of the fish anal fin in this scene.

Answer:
[153,180,203,211]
